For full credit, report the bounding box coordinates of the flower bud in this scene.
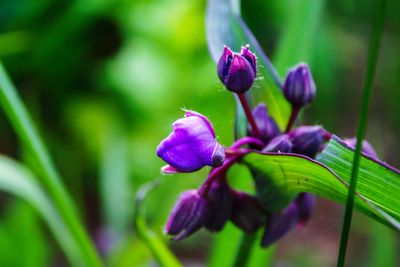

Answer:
[261,202,298,247]
[205,179,234,232]
[343,137,378,158]
[251,103,281,143]
[262,134,293,153]
[289,126,324,158]
[157,110,225,173]
[165,190,210,241]
[295,193,314,228]
[230,191,266,233]
[283,63,316,108]
[217,46,256,94]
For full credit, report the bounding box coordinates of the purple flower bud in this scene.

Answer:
[157,110,225,172]
[295,193,314,228]
[343,137,378,158]
[283,63,316,108]
[261,201,299,247]
[230,191,266,233]
[205,179,234,232]
[289,126,324,158]
[262,134,293,153]
[251,103,281,143]
[165,190,210,241]
[217,46,256,94]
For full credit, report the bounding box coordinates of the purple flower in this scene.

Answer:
[261,193,314,247]
[262,134,293,153]
[343,137,378,158]
[252,103,281,143]
[157,110,225,172]
[217,46,257,94]
[230,191,266,233]
[283,63,316,108]
[289,126,324,158]
[165,190,210,241]
[205,179,233,232]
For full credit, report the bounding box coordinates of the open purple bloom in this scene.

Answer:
[217,46,256,94]
[230,191,266,233]
[157,110,225,172]
[343,137,378,158]
[289,126,324,158]
[252,103,281,143]
[205,179,234,232]
[165,190,210,241]
[283,63,316,108]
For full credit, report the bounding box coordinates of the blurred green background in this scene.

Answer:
[0,0,399,266]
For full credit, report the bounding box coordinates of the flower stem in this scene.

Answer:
[230,136,264,150]
[237,93,261,139]
[232,232,257,267]
[285,106,300,133]
[337,1,386,266]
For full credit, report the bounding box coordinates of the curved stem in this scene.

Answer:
[285,106,300,133]
[337,1,387,266]
[237,93,261,139]
[231,136,264,150]
[232,232,257,267]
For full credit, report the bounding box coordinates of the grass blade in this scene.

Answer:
[0,62,102,266]
[337,1,387,266]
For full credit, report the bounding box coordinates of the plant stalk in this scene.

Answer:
[237,93,261,139]
[232,232,257,267]
[337,1,386,266]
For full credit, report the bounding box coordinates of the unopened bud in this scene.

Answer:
[217,46,257,94]
[262,134,293,153]
[289,126,324,158]
[205,179,234,232]
[165,190,210,241]
[230,191,266,233]
[283,63,316,108]
[252,103,281,143]
[343,137,378,158]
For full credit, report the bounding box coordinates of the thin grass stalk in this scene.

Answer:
[0,62,102,267]
[337,1,387,266]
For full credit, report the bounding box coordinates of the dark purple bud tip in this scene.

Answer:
[289,126,324,158]
[205,179,234,232]
[217,45,257,94]
[295,193,314,228]
[262,134,293,153]
[230,191,266,233]
[261,202,299,247]
[251,103,281,143]
[157,110,224,173]
[283,63,316,108]
[343,137,378,158]
[165,190,210,241]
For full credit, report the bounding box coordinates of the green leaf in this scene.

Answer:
[243,136,400,228]
[273,0,325,74]
[134,181,183,267]
[206,0,290,129]
[0,155,81,266]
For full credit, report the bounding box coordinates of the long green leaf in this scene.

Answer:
[243,136,400,229]
[0,62,102,266]
[0,155,81,265]
[206,0,290,129]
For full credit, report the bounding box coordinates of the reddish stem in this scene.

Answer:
[237,93,261,139]
[285,106,300,133]
[230,136,264,150]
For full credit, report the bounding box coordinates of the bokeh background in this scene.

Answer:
[0,0,399,266]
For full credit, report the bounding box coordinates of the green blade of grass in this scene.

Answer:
[0,62,102,267]
[337,1,387,266]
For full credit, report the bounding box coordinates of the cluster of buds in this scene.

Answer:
[156,45,376,247]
